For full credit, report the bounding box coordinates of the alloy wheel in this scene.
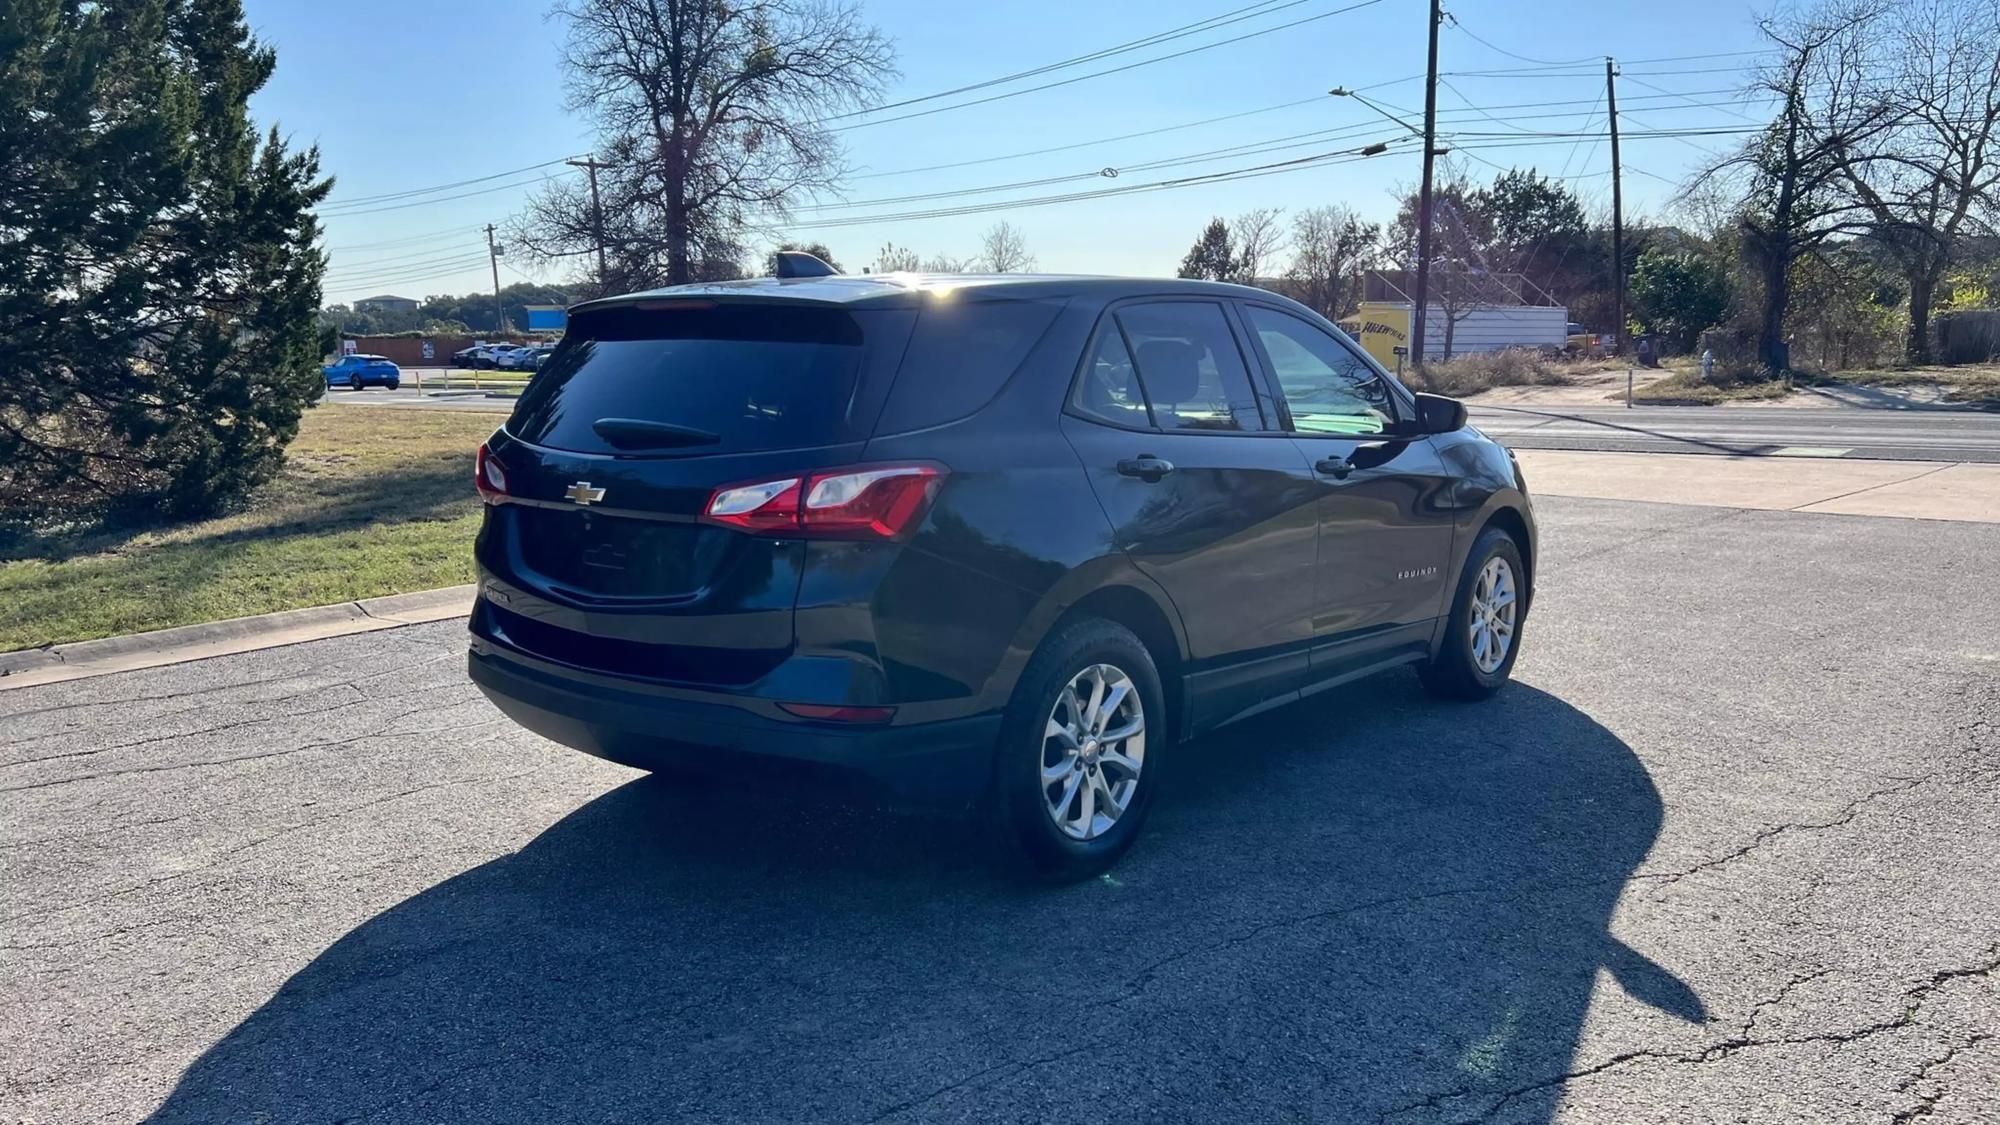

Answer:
[1041,663,1146,841]
[1470,556,1518,674]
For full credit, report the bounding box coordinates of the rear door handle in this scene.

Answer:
[1315,456,1354,479]
[1117,456,1175,481]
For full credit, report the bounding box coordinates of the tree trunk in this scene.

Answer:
[664,142,692,286]
[1759,253,1790,373]
[1905,268,1936,366]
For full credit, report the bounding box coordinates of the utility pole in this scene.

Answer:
[1606,57,1626,362]
[566,156,611,284]
[1410,0,1444,368]
[484,223,505,334]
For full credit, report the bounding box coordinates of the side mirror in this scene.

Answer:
[1413,392,1468,434]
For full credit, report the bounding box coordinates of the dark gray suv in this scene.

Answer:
[468,266,1535,879]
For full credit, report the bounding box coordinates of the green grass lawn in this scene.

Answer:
[0,404,499,651]
[1816,363,2000,408]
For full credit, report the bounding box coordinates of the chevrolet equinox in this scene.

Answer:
[468,258,1535,879]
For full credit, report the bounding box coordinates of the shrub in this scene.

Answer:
[1412,349,1573,397]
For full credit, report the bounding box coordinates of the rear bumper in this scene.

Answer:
[468,640,1002,804]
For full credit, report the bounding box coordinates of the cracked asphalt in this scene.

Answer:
[3,495,1997,1124]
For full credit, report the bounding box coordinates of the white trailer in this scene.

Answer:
[1422,303,1570,357]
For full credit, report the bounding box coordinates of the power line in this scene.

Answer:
[811,121,1401,212]
[326,239,491,271]
[780,140,1405,231]
[1445,64,1758,80]
[1443,13,1597,67]
[326,255,496,289]
[324,225,486,253]
[830,0,1389,132]
[825,0,1314,121]
[321,157,576,208]
[1621,74,1767,124]
[318,170,578,218]
[851,95,1328,180]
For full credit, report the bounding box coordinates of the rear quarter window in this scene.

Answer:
[873,298,1066,434]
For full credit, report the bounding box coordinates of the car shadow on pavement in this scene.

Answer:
[146,677,1698,1124]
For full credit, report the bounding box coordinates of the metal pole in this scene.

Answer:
[485,223,505,336]
[1607,58,1626,360]
[1410,0,1443,368]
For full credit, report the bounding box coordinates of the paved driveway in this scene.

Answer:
[3,497,1996,1123]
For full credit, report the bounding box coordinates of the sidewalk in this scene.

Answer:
[1515,449,2000,522]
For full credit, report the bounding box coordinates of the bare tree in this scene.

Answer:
[1286,205,1379,319]
[1427,196,1525,361]
[874,242,921,272]
[1694,1,1900,371]
[977,221,1036,272]
[1837,0,2000,362]
[513,0,894,289]
[921,253,976,272]
[1231,207,1287,284]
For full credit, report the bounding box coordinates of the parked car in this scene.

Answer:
[454,343,517,369]
[323,353,400,390]
[467,274,1536,879]
[497,345,548,371]
[522,345,557,370]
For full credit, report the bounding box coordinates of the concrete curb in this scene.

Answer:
[0,585,476,692]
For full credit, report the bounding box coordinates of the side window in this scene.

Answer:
[1244,305,1395,437]
[1071,325,1151,427]
[1116,302,1265,433]
[877,298,1065,433]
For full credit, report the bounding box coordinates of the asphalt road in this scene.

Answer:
[1470,403,2000,462]
[4,496,1997,1124]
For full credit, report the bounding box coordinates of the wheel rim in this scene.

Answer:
[1470,556,1518,675]
[1041,663,1145,841]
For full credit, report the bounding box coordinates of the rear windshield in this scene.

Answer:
[508,303,904,456]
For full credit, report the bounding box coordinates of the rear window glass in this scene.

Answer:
[874,298,1066,433]
[508,304,903,456]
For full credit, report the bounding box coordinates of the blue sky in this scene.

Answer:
[242,0,1777,303]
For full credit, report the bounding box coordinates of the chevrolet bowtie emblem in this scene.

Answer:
[564,481,606,505]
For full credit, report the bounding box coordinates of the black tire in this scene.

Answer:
[387,379,400,390]
[348,373,362,390]
[995,618,1166,882]
[1419,526,1527,701]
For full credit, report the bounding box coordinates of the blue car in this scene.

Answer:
[324,354,401,390]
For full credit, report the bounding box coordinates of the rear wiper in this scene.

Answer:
[591,417,722,450]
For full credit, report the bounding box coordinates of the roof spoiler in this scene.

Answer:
[773,251,839,279]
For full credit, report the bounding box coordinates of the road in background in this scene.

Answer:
[6,496,1998,1124]
[1472,403,2000,462]
[324,378,513,413]
[328,381,2000,461]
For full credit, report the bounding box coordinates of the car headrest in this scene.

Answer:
[1135,339,1201,404]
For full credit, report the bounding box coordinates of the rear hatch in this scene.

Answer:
[476,297,917,684]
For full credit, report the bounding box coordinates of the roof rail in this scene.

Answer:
[773,251,839,279]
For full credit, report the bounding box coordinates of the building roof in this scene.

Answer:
[355,294,417,305]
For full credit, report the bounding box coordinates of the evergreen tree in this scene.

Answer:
[1177,218,1236,281]
[0,0,331,519]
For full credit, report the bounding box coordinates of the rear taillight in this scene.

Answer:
[703,464,945,540]
[475,443,509,504]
